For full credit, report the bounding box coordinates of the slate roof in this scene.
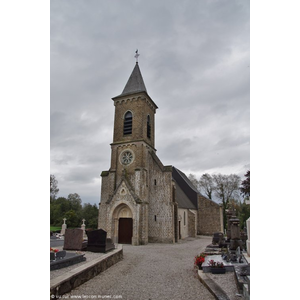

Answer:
[174,180,197,209]
[114,63,147,98]
[112,62,158,111]
[172,167,199,210]
[172,167,220,209]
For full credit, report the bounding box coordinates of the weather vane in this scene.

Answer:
[134,49,140,63]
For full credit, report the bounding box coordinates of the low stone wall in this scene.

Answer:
[50,245,123,298]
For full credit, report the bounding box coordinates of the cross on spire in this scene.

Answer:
[134,49,140,63]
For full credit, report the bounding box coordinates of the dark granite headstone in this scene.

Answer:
[63,228,87,251]
[56,250,66,259]
[212,232,223,245]
[87,229,115,253]
[240,265,250,276]
[50,252,86,270]
[234,264,250,293]
[240,231,247,246]
[50,252,55,261]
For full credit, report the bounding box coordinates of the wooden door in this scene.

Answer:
[118,218,133,244]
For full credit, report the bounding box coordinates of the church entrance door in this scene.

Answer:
[118,218,133,244]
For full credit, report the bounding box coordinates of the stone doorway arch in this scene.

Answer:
[112,204,133,244]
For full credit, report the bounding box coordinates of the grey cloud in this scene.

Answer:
[51,0,250,204]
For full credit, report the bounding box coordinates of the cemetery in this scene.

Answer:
[196,207,250,300]
[50,219,123,297]
[51,204,250,299]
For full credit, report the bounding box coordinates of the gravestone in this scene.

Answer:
[61,218,67,235]
[87,229,115,253]
[240,230,247,248]
[56,250,66,260]
[212,232,223,245]
[63,228,87,251]
[50,252,55,261]
[229,214,244,250]
[50,252,86,270]
[226,208,234,241]
[234,264,250,294]
[236,246,243,263]
[81,219,87,240]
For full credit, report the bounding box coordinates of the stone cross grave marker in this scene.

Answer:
[81,219,87,239]
[61,218,67,235]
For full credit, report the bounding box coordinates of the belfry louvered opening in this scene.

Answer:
[147,115,151,138]
[124,111,133,135]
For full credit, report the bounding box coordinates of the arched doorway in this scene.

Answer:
[113,204,133,244]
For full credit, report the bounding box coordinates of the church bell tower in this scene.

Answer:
[98,52,162,245]
[109,57,158,190]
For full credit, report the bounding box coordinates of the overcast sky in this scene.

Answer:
[50,0,250,205]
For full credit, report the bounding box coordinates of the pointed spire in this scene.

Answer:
[113,51,148,99]
[118,62,147,97]
[112,52,158,110]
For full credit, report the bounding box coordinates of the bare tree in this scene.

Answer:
[188,174,199,191]
[198,173,214,199]
[212,173,241,229]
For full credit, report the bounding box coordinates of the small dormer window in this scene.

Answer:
[147,115,151,138]
[124,111,132,135]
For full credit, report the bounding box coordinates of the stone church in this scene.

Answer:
[98,59,223,245]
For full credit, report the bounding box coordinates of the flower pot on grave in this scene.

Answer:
[197,264,203,270]
[211,268,226,274]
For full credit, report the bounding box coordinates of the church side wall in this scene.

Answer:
[197,195,223,235]
[147,155,174,243]
[178,208,188,239]
[178,209,197,239]
[188,209,197,238]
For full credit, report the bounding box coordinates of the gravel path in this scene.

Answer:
[64,236,216,300]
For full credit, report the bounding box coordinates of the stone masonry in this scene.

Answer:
[197,194,223,235]
[98,61,223,245]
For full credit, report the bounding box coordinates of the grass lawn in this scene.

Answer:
[50,226,61,232]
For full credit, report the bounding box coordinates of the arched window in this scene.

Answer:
[123,111,132,135]
[147,115,151,138]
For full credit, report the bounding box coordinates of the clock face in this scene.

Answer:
[121,150,134,165]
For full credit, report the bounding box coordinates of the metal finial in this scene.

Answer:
[134,49,140,63]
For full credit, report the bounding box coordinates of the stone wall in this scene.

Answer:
[178,208,188,239]
[147,152,175,243]
[197,195,223,235]
[188,209,197,237]
[112,95,156,149]
[50,246,123,297]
